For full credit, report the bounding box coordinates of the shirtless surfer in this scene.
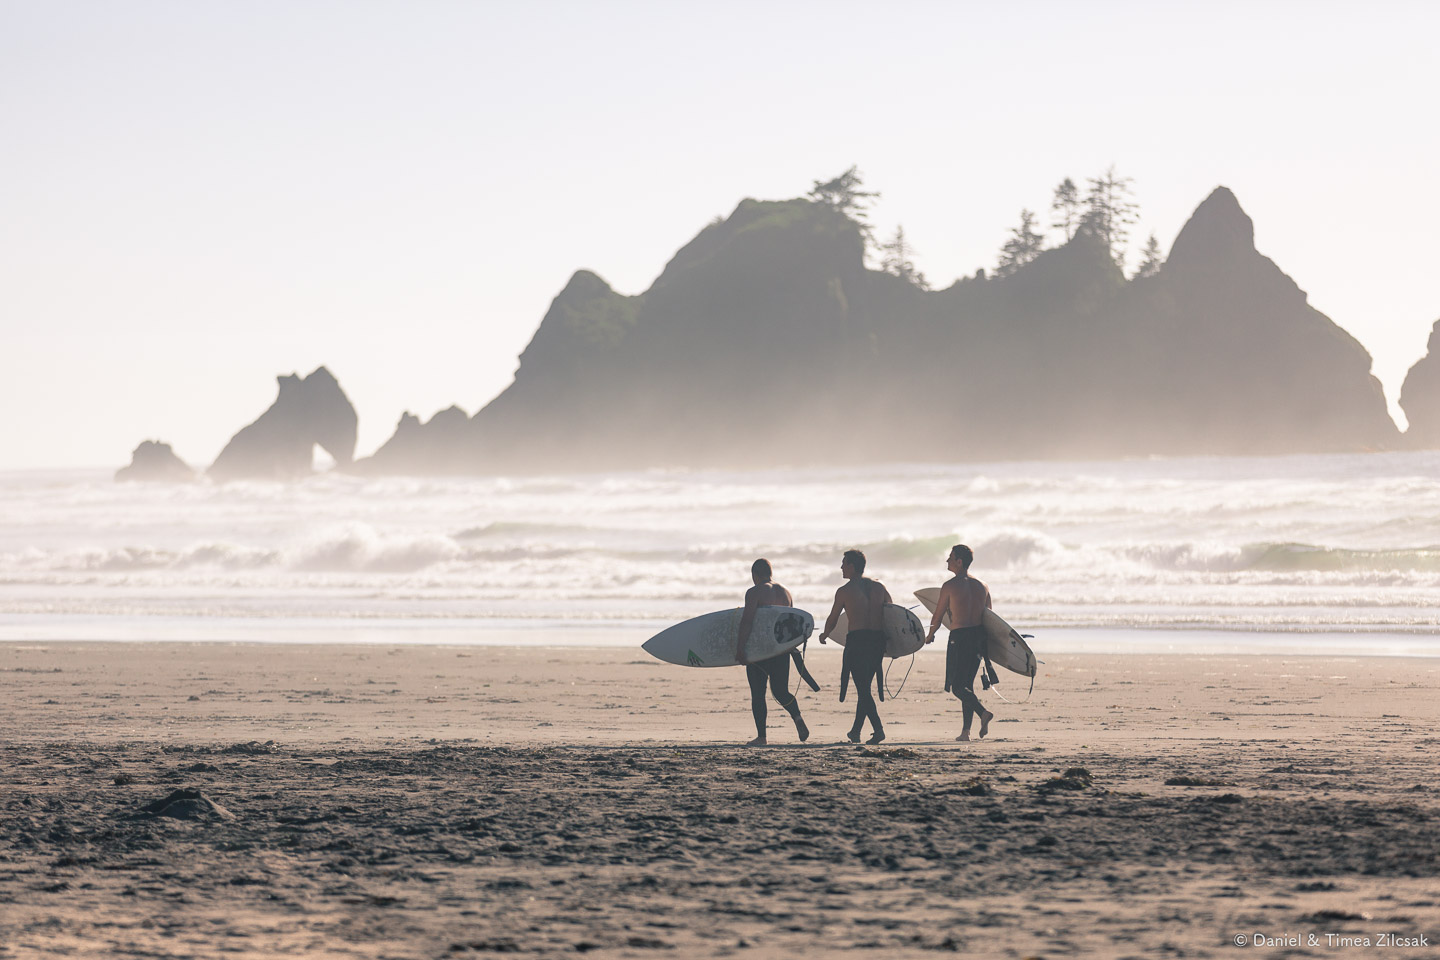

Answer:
[818,549,889,744]
[735,558,810,746]
[923,544,995,740]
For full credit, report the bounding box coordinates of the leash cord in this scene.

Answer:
[883,652,916,699]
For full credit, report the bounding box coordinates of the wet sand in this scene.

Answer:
[2,642,1438,958]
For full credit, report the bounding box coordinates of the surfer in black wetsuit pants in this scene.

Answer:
[924,544,995,740]
[736,558,810,746]
[819,549,891,744]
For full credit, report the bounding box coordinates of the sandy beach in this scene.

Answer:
[2,642,1438,958]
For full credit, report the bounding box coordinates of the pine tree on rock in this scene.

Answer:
[1133,233,1164,279]
[996,209,1045,277]
[880,225,929,289]
[1081,166,1140,267]
[1051,177,1082,242]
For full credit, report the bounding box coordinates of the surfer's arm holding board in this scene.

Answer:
[817,590,844,644]
[923,582,945,644]
[735,581,795,662]
[735,588,761,663]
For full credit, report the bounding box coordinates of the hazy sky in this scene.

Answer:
[3,0,1437,470]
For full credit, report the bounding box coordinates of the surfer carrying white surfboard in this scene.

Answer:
[923,544,996,740]
[736,559,810,746]
[818,549,890,745]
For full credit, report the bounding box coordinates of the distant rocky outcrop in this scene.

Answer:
[209,367,357,481]
[356,185,1400,474]
[115,440,195,482]
[1400,320,1440,447]
[362,405,471,474]
[1090,187,1397,456]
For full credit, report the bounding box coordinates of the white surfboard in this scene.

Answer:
[642,606,813,668]
[914,588,1037,678]
[827,603,926,658]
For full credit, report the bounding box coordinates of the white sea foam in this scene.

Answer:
[1,452,1438,642]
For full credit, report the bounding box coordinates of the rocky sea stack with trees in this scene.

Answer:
[122,169,1440,479]
[356,169,1406,475]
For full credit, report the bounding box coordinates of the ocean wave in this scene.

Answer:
[1241,542,1440,573]
[1112,540,1440,574]
[11,542,280,572]
[14,533,1440,580]
[455,521,613,540]
[2,526,465,575]
[286,525,463,573]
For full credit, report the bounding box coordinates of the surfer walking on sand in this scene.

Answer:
[924,544,995,740]
[819,549,890,745]
[736,558,810,746]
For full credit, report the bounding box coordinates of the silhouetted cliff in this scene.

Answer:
[211,367,357,480]
[367,405,471,474]
[353,187,1400,473]
[1092,188,1396,456]
[116,440,194,482]
[1400,320,1440,447]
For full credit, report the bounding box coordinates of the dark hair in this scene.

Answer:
[842,548,866,574]
[751,557,772,580]
[950,544,973,569]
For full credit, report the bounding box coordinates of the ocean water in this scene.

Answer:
[2,452,1438,653]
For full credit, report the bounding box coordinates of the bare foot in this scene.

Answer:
[956,730,971,742]
[846,729,861,744]
[865,730,886,745]
[746,735,767,746]
[979,710,993,739]
[795,717,810,743]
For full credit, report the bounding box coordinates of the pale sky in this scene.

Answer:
[2,0,1437,470]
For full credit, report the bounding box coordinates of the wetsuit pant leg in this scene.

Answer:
[766,655,802,722]
[848,633,884,738]
[946,628,985,728]
[750,656,800,737]
[746,663,768,737]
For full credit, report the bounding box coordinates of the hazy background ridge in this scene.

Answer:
[2,0,1437,469]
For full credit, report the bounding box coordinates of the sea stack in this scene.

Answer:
[209,366,357,481]
[1399,319,1440,447]
[115,440,195,482]
[356,185,1400,474]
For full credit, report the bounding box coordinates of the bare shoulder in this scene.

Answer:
[774,583,794,606]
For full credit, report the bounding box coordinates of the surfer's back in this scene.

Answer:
[838,577,888,631]
[747,581,792,608]
[944,575,990,628]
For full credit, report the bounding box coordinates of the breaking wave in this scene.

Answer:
[3,452,1440,632]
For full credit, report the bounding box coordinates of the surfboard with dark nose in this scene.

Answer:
[914,588,1038,677]
[642,605,814,667]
